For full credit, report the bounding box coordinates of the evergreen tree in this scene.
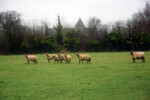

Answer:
[54,16,63,46]
[45,23,49,36]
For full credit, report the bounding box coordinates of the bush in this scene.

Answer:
[63,31,80,51]
[87,40,100,52]
[20,42,31,53]
[40,37,59,52]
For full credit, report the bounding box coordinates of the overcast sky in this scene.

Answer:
[0,0,149,27]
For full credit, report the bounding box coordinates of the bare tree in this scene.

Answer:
[87,17,101,40]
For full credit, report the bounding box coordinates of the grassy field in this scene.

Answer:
[0,52,150,100]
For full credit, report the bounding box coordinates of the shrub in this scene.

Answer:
[40,37,59,52]
[63,31,80,51]
[20,42,31,53]
[87,40,100,52]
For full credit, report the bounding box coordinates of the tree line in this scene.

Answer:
[0,2,150,54]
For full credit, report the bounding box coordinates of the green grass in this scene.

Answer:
[0,52,150,100]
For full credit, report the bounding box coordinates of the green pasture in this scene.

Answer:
[0,52,150,100]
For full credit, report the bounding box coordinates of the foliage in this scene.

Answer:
[63,30,80,51]
[40,36,58,52]
[145,34,150,45]
[44,23,49,36]
[106,28,125,51]
[0,3,150,54]
[87,40,100,52]
[54,16,63,46]
[20,42,31,53]
[0,11,25,53]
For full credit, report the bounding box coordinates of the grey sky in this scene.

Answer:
[0,0,149,27]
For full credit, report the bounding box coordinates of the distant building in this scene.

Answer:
[74,18,86,33]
